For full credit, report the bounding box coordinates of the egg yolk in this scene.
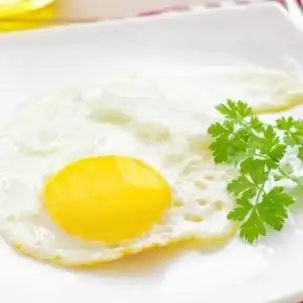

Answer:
[42,156,171,245]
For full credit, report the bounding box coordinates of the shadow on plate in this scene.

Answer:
[72,236,233,280]
[8,230,234,281]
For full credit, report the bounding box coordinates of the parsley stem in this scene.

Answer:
[277,167,303,188]
[255,184,265,204]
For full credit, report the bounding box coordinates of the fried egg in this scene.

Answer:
[0,67,301,266]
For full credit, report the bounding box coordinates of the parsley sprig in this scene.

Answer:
[208,99,303,243]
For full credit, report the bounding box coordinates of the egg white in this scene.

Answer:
[0,67,300,266]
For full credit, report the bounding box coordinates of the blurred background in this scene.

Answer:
[0,0,302,31]
[0,0,288,32]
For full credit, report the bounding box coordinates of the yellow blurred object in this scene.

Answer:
[0,0,57,32]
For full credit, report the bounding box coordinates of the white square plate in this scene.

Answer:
[1,3,303,303]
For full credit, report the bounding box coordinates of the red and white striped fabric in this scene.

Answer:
[136,0,302,17]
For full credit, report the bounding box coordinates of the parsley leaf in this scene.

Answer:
[257,187,294,231]
[216,99,253,120]
[227,198,252,221]
[208,99,303,243]
[227,175,258,199]
[240,158,267,185]
[240,209,266,243]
